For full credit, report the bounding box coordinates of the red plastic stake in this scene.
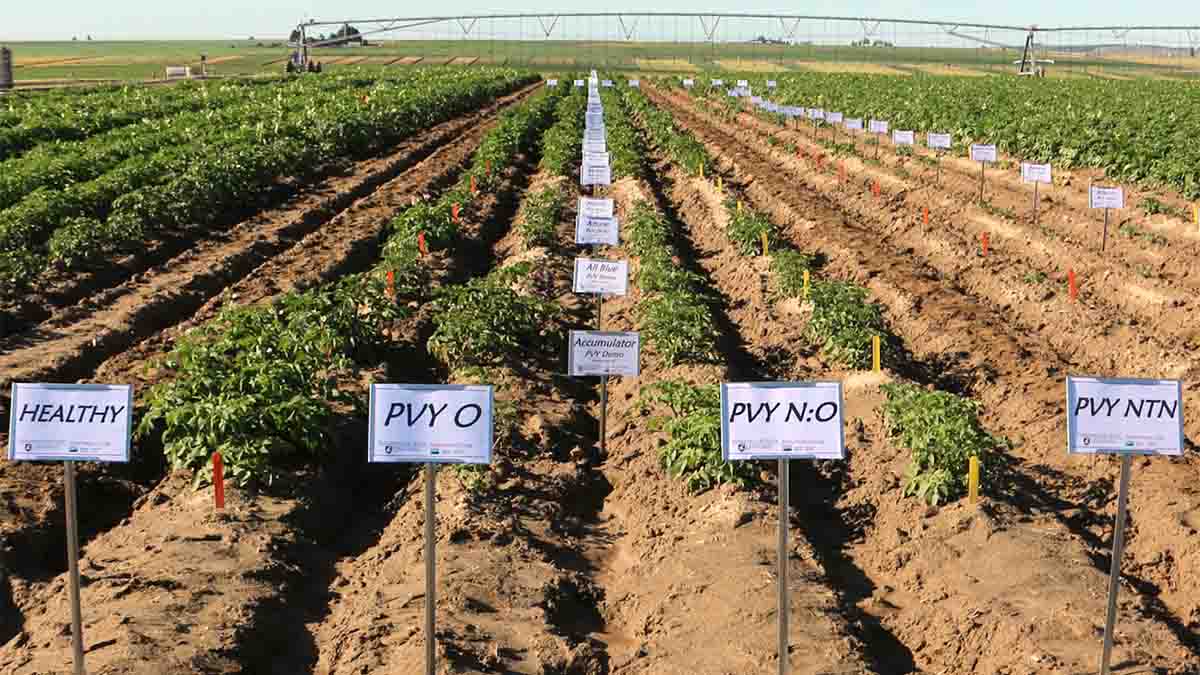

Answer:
[872,181,881,199]
[452,203,461,223]
[386,270,395,297]
[417,231,428,256]
[1069,269,1078,301]
[486,160,492,177]
[922,206,929,226]
[213,452,225,510]
[982,232,990,257]
[470,174,478,195]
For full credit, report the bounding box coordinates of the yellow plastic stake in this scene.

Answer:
[968,456,980,504]
[803,270,810,299]
[1194,204,1199,231]
[717,175,723,192]
[700,162,705,179]
[761,231,769,257]
[737,200,743,214]
[872,336,881,372]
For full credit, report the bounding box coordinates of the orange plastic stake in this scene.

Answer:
[213,452,225,510]
[872,181,881,199]
[418,232,428,256]
[486,160,492,177]
[982,232,990,257]
[839,163,847,184]
[922,206,929,226]
[386,270,395,297]
[452,203,461,223]
[1068,269,1078,301]
[470,174,478,195]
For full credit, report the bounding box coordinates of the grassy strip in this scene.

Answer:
[881,382,1007,506]
[136,87,561,486]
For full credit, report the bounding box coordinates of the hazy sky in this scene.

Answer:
[2,1,1195,40]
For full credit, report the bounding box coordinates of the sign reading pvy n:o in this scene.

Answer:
[369,384,493,464]
[721,382,845,461]
[1067,377,1183,456]
[8,383,133,462]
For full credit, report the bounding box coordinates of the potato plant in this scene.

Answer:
[641,380,756,492]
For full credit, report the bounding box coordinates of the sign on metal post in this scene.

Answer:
[568,330,640,456]
[368,384,493,675]
[1065,376,1183,675]
[970,144,997,202]
[927,133,952,183]
[1089,186,1124,252]
[572,258,629,296]
[9,382,134,675]
[721,381,845,675]
[1021,162,1052,225]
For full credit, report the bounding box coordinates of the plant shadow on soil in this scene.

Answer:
[640,154,920,673]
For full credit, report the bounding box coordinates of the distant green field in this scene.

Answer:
[4,39,1196,85]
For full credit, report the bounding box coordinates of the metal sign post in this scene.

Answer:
[777,457,790,675]
[1102,208,1110,253]
[424,462,437,675]
[64,462,86,675]
[1099,453,1132,675]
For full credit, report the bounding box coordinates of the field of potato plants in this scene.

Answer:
[1,65,1199,675]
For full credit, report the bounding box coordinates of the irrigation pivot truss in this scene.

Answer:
[293,12,1200,77]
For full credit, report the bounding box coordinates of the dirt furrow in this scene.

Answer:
[650,85,1200,672]
[0,152,539,675]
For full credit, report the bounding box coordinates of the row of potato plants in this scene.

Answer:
[634,85,1002,504]
[685,72,1200,198]
[0,68,535,303]
[135,85,562,486]
[0,77,289,161]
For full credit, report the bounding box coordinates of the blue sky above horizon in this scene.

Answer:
[2,2,1195,40]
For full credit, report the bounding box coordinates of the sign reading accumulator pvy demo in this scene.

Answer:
[568,331,640,377]
[368,384,494,464]
[8,384,133,462]
[721,382,845,461]
[1066,377,1183,456]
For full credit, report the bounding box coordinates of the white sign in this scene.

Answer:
[8,384,133,463]
[766,80,777,88]
[1089,186,1125,209]
[808,108,825,121]
[574,80,585,88]
[736,79,749,88]
[721,382,845,461]
[970,144,998,163]
[602,80,614,88]
[845,118,864,131]
[581,163,612,187]
[569,331,640,376]
[750,96,764,105]
[826,111,844,124]
[369,385,493,464]
[1021,162,1052,184]
[582,140,607,155]
[927,132,952,150]
[573,258,629,295]
[711,79,724,87]
[893,130,915,146]
[584,127,605,142]
[868,119,889,134]
[579,197,614,219]
[683,78,695,88]
[583,151,611,167]
[629,79,640,88]
[1066,377,1183,456]
[576,214,619,246]
[547,79,559,87]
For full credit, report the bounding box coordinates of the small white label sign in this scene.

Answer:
[1021,163,1052,184]
[574,80,585,88]
[766,80,777,88]
[869,119,889,134]
[581,163,612,187]
[568,331,640,376]
[721,382,845,461]
[893,130,915,146]
[369,385,493,464]
[1066,377,1182,456]
[970,144,998,163]
[579,197,614,219]
[575,214,619,246]
[1089,186,1125,209]
[808,108,825,120]
[582,139,607,155]
[8,384,133,462]
[826,111,844,124]
[547,79,559,87]
[683,78,695,88]
[927,132,952,150]
[845,118,864,131]
[736,79,749,88]
[711,79,724,87]
[573,258,629,295]
[602,80,614,88]
[629,79,640,88]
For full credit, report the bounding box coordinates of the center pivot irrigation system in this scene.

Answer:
[288,12,1200,74]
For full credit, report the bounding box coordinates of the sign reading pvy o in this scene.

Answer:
[369,384,493,464]
[1067,377,1183,456]
[8,383,133,462]
[721,382,845,461]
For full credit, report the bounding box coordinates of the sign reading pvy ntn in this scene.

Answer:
[1066,377,1183,456]
[568,331,640,376]
[721,382,845,461]
[573,258,628,295]
[368,384,493,464]
[9,384,133,462]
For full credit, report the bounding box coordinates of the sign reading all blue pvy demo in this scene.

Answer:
[1067,376,1183,455]
[8,383,133,462]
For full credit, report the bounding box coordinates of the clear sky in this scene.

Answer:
[1,1,1195,40]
